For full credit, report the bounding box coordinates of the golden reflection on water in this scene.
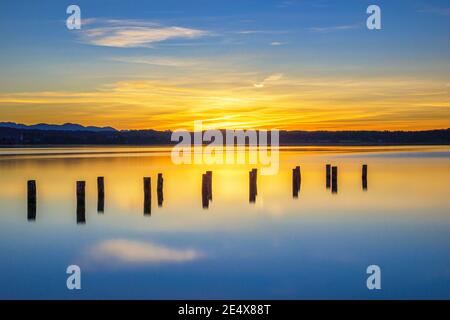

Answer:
[0,146,449,227]
[1,146,450,299]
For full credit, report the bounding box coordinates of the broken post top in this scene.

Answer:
[97,176,104,188]
[76,181,86,191]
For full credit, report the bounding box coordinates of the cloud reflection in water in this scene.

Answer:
[87,239,202,266]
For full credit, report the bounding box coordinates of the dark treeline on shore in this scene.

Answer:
[0,125,449,146]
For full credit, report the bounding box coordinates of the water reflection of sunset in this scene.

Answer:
[1,146,450,299]
[1,147,449,226]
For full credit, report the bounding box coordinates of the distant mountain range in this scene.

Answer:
[0,122,117,132]
[0,122,449,146]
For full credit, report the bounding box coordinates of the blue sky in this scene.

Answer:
[0,0,449,130]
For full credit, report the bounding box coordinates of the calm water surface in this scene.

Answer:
[0,146,449,299]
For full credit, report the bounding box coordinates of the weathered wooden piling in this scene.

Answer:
[251,168,257,196]
[157,173,164,207]
[27,180,36,221]
[292,168,297,198]
[143,177,151,215]
[249,168,257,203]
[331,166,338,194]
[326,164,331,189]
[362,164,368,190]
[206,171,212,201]
[76,181,86,224]
[97,176,104,213]
[292,166,301,198]
[249,171,255,203]
[202,173,209,209]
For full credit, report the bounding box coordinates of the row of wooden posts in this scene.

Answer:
[325,164,368,193]
[26,164,368,222]
[204,163,367,206]
[143,173,164,215]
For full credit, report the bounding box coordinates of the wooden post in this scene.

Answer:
[97,177,104,213]
[252,168,257,196]
[157,173,164,207]
[249,169,257,203]
[206,171,212,201]
[331,166,338,194]
[292,166,301,198]
[292,168,298,198]
[76,181,86,224]
[27,180,36,221]
[249,170,255,203]
[202,173,209,209]
[362,164,368,190]
[326,164,331,189]
[143,177,151,215]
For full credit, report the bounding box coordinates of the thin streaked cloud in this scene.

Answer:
[308,24,359,33]
[236,30,289,35]
[254,73,284,88]
[270,41,285,46]
[109,56,201,67]
[79,18,209,48]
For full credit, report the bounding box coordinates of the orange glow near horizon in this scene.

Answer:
[0,77,449,131]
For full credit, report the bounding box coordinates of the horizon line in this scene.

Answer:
[1,121,449,133]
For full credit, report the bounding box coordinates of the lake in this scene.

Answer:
[0,146,449,299]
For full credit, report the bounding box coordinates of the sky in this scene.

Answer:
[0,0,449,131]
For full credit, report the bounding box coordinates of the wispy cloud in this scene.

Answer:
[110,56,200,67]
[270,41,285,46]
[236,30,289,35]
[308,24,358,33]
[87,239,202,265]
[254,73,283,88]
[79,19,209,48]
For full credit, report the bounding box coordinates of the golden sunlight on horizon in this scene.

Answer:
[0,76,449,131]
